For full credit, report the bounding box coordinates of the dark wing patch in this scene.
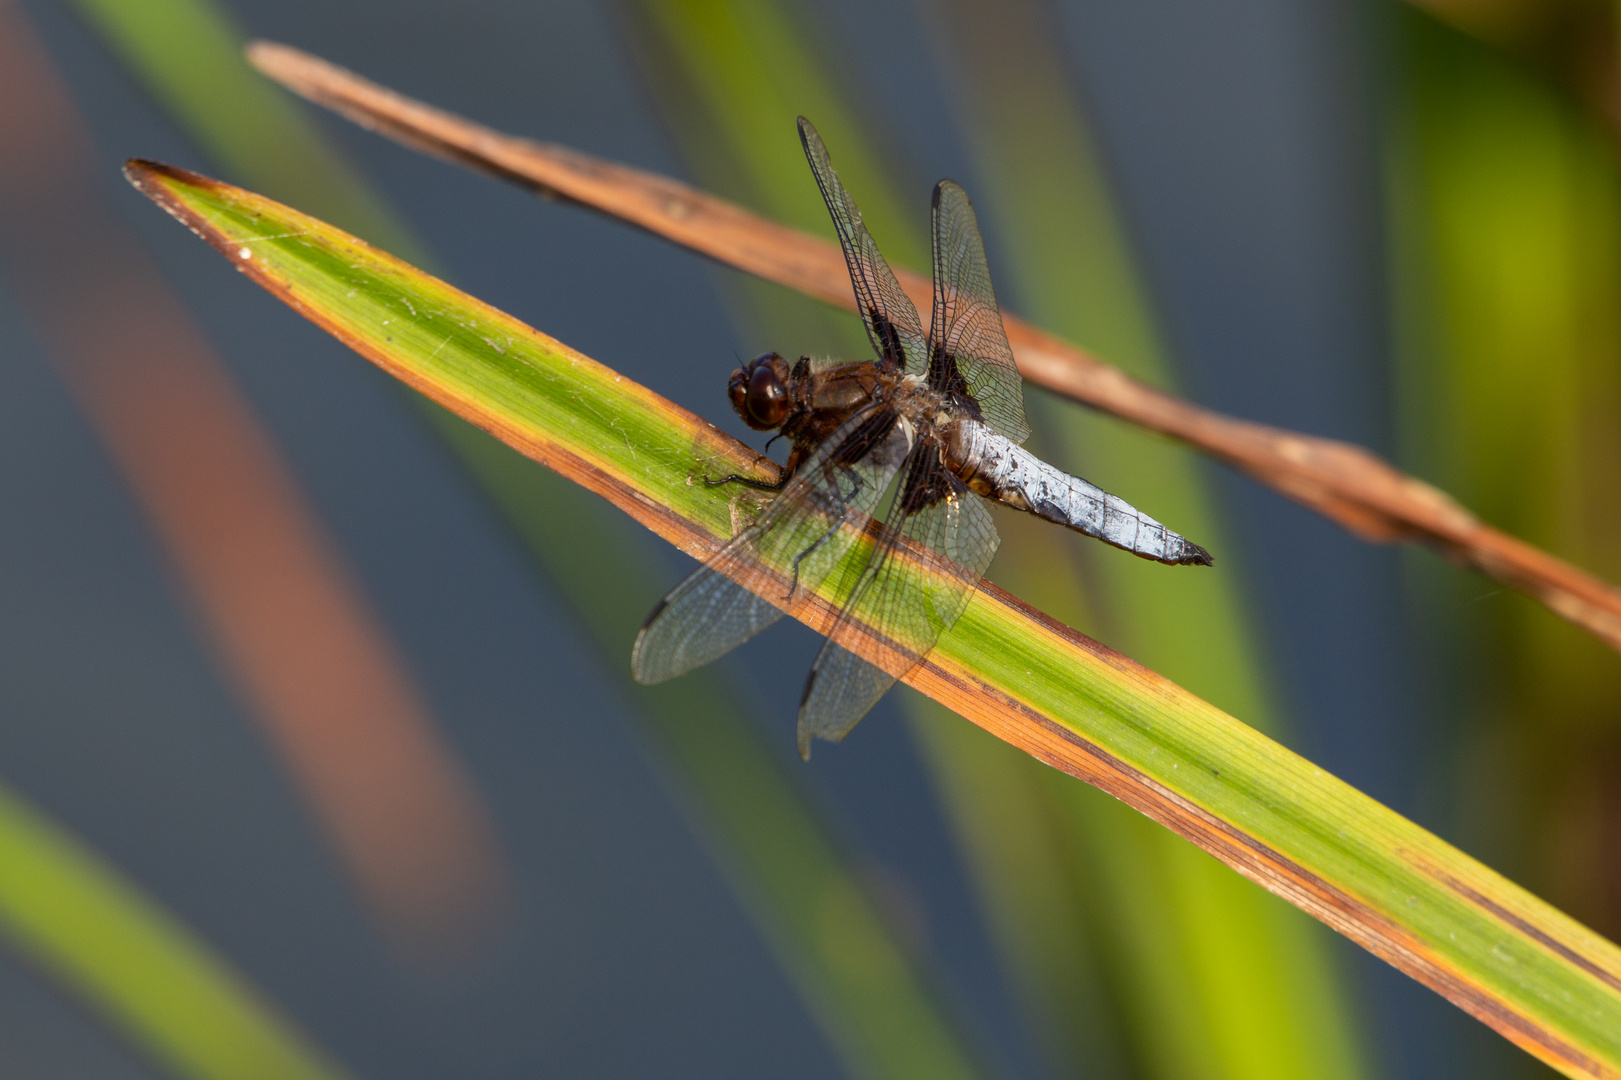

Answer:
[796,446,999,757]
[798,117,930,377]
[929,180,1030,444]
[632,404,910,685]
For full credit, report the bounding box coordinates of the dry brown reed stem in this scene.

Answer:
[247,40,1621,654]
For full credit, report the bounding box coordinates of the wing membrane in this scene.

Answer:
[797,448,999,756]
[798,117,929,376]
[929,181,1030,444]
[632,405,912,685]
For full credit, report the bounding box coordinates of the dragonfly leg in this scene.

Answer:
[785,466,864,599]
[703,470,787,491]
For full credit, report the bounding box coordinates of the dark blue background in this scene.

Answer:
[0,1,1501,1077]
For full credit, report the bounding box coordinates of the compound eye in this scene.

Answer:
[745,364,789,429]
[728,368,750,417]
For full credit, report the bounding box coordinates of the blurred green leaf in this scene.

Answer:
[0,784,350,1080]
[1391,13,1621,1072]
[65,0,399,248]
[916,3,1367,1077]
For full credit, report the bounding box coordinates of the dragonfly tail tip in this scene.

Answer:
[1183,542,1214,567]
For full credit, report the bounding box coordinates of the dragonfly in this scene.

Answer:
[632,117,1211,758]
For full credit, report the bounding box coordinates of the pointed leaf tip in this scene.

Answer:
[123,158,212,192]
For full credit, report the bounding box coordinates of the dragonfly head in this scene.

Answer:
[729,352,792,431]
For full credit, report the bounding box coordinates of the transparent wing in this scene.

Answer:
[798,117,930,376]
[796,447,999,757]
[929,181,1030,445]
[632,405,912,685]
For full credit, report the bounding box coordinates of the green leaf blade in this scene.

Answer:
[127,158,1621,1079]
[127,159,747,552]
